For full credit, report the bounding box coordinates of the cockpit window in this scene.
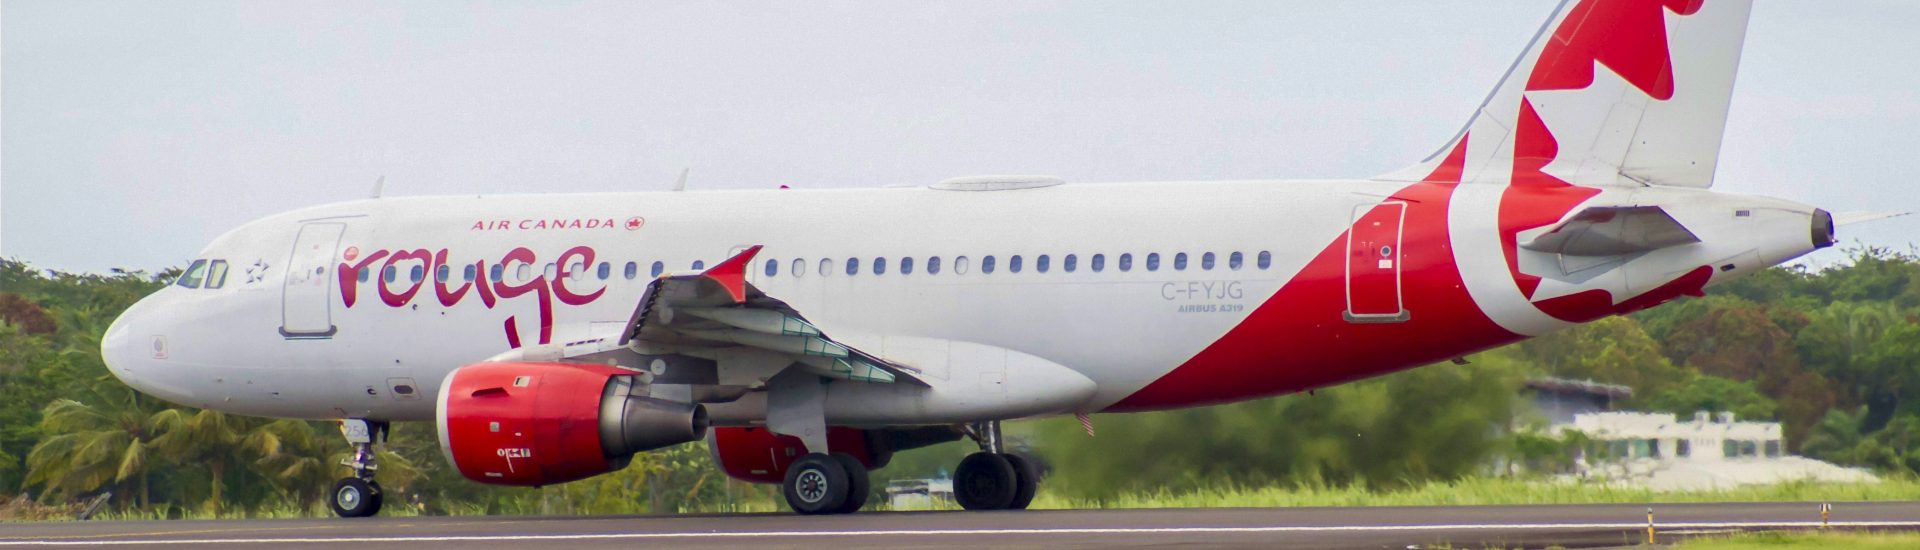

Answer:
[176,260,209,288]
[204,260,229,289]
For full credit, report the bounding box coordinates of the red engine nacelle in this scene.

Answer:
[709,426,887,484]
[437,361,707,487]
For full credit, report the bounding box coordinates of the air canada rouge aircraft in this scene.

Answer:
[101,0,1889,517]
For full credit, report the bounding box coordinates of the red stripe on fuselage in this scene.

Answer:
[1109,139,1521,412]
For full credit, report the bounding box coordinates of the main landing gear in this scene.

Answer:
[954,420,1038,511]
[782,452,871,515]
[330,419,387,518]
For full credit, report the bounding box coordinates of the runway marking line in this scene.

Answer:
[3,521,1920,546]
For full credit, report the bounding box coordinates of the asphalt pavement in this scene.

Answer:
[3,501,1918,549]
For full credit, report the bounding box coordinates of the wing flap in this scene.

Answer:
[601,246,923,387]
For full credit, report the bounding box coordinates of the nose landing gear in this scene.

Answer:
[330,419,387,518]
[954,420,1039,511]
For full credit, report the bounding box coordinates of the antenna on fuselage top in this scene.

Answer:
[369,175,386,199]
[672,168,689,192]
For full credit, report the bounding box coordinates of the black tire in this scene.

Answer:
[953,452,1017,511]
[367,480,385,516]
[1004,453,1039,510]
[783,453,850,515]
[830,453,871,514]
[329,478,379,518]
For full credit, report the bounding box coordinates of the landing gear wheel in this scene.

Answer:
[1004,453,1039,510]
[330,478,382,518]
[954,452,1018,511]
[783,453,850,515]
[830,453,871,514]
[367,480,385,514]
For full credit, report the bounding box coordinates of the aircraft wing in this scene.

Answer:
[1522,206,1700,257]
[604,245,921,385]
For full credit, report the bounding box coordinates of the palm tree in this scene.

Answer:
[243,420,346,512]
[23,396,167,509]
[148,408,256,514]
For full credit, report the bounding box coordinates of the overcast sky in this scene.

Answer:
[4,0,1917,274]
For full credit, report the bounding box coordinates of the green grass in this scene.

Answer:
[1026,477,1920,509]
[1679,531,1920,549]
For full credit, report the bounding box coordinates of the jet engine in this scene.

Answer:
[437,362,707,486]
[710,425,961,484]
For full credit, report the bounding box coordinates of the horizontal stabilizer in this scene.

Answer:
[1833,211,1911,226]
[1522,206,1699,256]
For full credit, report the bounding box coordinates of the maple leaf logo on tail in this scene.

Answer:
[1372,0,1754,330]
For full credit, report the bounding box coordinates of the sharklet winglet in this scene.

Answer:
[702,245,763,304]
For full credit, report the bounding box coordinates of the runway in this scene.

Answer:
[4,501,1919,549]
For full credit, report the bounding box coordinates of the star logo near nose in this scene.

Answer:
[245,259,270,284]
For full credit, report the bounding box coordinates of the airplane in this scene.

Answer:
[100,0,1883,518]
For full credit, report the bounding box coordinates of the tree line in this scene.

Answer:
[2,249,1916,516]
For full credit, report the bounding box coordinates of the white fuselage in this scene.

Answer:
[101,177,1825,424]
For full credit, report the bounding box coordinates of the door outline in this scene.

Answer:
[280,222,348,338]
[1343,201,1410,323]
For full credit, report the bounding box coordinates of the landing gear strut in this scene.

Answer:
[955,420,1038,511]
[330,419,387,518]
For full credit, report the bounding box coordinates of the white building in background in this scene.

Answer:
[1563,411,1876,491]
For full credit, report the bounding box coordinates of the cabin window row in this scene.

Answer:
[350,250,1276,284]
[760,251,1274,278]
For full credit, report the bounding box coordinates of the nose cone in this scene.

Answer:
[102,296,155,392]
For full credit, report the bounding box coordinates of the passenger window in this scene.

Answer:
[1065,254,1077,273]
[597,262,611,280]
[411,265,425,282]
[1258,251,1272,270]
[570,262,586,281]
[1009,255,1023,273]
[955,256,970,274]
[982,255,996,274]
[1229,252,1244,271]
[1146,253,1160,271]
[1202,252,1216,270]
[205,260,229,289]
[359,266,371,283]
[846,258,860,276]
[464,265,478,282]
[792,258,806,278]
[691,260,705,270]
[901,257,914,275]
[819,258,832,276]
[928,256,942,275]
[873,257,886,275]
[177,260,208,288]
[516,264,531,281]
[624,262,638,280]
[1174,253,1188,271]
[651,261,665,277]
[490,264,505,282]
[383,266,397,283]
[436,265,450,283]
[1091,254,1104,272]
[765,259,778,277]
[543,263,557,280]
[1119,253,1133,272]
[1036,255,1050,273]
